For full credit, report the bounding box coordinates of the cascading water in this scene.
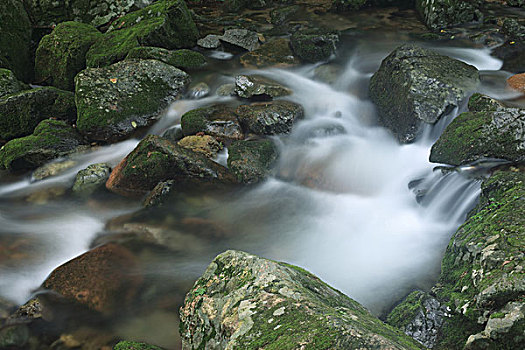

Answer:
[0,33,514,347]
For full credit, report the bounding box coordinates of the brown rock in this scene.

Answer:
[507,73,525,93]
[178,135,222,158]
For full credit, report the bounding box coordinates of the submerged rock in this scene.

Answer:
[430,94,525,165]
[0,120,86,172]
[75,59,190,142]
[72,163,112,196]
[181,105,244,142]
[126,47,207,70]
[290,30,339,63]
[240,38,299,68]
[227,139,278,183]
[415,0,483,31]
[0,69,28,99]
[106,135,237,197]
[235,75,292,100]
[32,160,77,181]
[369,44,479,143]
[35,21,102,91]
[236,101,304,135]
[0,87,76,142]
[180,250,422,349]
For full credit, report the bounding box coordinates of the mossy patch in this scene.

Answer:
[227,139,278,183]
[113,340,164,350]
[0,69,28,99]
[126,47,206,70]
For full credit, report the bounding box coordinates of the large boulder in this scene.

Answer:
[126,47,207,70]
[369,44,479,143]
[181,105,244,142]
[0,119,86,171]
[236,101,304,135]
[0,0,32,82]
[86,0,199,68]
[75,59,190,142]
[106,135,237,197]
[415,0,483,31]
[430,94,525,165]
[227,139,278,183]
[0,87,76,142]
[35,21,102,91]
[179,250,423,349]
[0,69,28,99]
[41,243,142,314]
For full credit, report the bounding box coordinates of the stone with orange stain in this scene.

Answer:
[507,73,525,94]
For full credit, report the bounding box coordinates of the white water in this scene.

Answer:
[0,42,508,317]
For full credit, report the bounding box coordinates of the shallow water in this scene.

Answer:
[0,31,520,348]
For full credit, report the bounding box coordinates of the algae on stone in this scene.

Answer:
[126,47,207,70]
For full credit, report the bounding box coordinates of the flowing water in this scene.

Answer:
[0,32,520,348]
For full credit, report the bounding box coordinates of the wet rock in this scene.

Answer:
[0,69,28,99]
[0,297,15,320]
[106,135,237,197]
[501,18,525,43]
[369,44,479,143]
[0,0,32,82]
[41,243,142,315]
[236,101,304,135]
[270,5,300,25]
[492,41,525,73]
[178,135,222,159]
[162,125,184,143]
[75,59,190,142]
[415,0,483,31]
[387,291,448,348]
[35,22,102,91]
[143,180,175,207]
[0,87,76,142]
[240,38,299,68]
[114,340,164,350]
[197,34,221,49]
[228,139,278,184]
[430,94,525,165]
[180,250,422,349]
[332,0,368,11]
[290,30,339,63]
[0,324,29,348]
[126,47,207,70]
[188,82,210,99]
[216,83,236,96]
[235,75,292,100]
[26,186,67,204]
[314,64,343,85]
[86,0,199,68]
[507,73,525,94]
[72,163,112,196]
[0,120,87,172]
[507,0,524,7]
[32,160,77,181]
[219,28,260,52]
[181,105,243,142]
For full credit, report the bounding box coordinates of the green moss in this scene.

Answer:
[386,291,425,330]
[0,68,28,98]
[490,312,506,319]
[181,108,209,135]
[35,21,102,90]
[126,47,206,70]
[290,30,339,63]
[468,93,501,112]
[113,340,164,350]
[227,139,278,183]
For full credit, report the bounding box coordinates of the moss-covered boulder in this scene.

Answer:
[0,0,32,82]
[430,95,525,165]
[0,87,76,142]
[0,69,28,99]
[41,243,142,315]
[0,120,86,171]
[72,162,112,196]
[415,0,483,31]
[106,135,237,197]
[235,75,292,100]
[227,139,278,183]
[75,59,190,142]
[240,38,299,68]
[236,101,304,135]
[86,0,198,68]
[181,105,244,142]
[178,135,222,158]
[180,250,423,349]
[290,30,339,63]
[126,47,206,70]
[35,21,102,91]
[369,44,479,143]
[113,341,164,350]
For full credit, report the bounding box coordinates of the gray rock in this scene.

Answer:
[75,59,190,142]
[235,75,292,100]
[72,163,112,196]
[181,105,244,142]
[415,0,483,30]
[219,29,260,52]
[198,34,221,49]
[369,44,479,143]
[236,101,304,135]
[216,83,236,96]
[0,69,28,99]
[179,250,423,349]
[290,30,339,63]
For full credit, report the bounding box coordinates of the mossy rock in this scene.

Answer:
[180,250,423,349]
[290,30,339,63]
[181,104,243,142]
[35,21,102,91]
[0,119,86,171]
[72,162,112,196]
[369,44,479,143]
[0,87,76,142]
[415,0,483,31]
[86,0,199,68]
[429,96,525,165]
[126,47,206,70]
[106,135,237,197]
[0,0,32,82]
[75,59,190,142]
[236,100,304,135]
[240,38,299,68]
[113,341,164,350]
[0,69,28,99]
[227,139,278,184]
[178,135,222,158]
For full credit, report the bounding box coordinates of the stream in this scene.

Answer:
[0,31,520,348]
